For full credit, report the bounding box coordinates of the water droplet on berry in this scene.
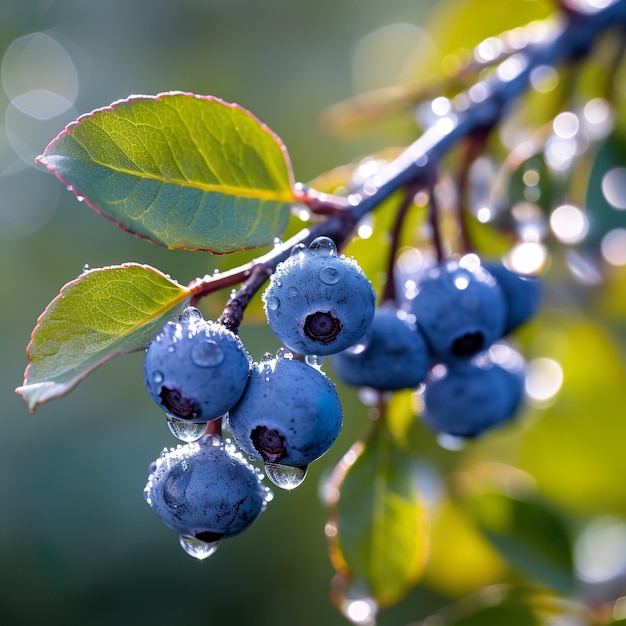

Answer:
[319,266,341,284]
[287,285,299,298]
[153,371,164,384]
[290,243,306,256]
[260,352,274,363]
[167,345,175,353]
[276,347,293,359]
[264,463,308,490]
[166,414,207,442]
[266,296,280,311]
[273,237,283,247]
[305,354,325,368]
[309,236,337,256]
[191,340,224,367]
[178,535,221,560]
[180,306,203,321]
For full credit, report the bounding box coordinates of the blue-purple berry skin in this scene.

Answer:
[144,435,268,540]
[422,354,525,437]
[331,305,432,391]
[482,260,542,334]
[262,240,375,356]
[227,356,343,467]
[410,258,507,363]
[143,307,251,422]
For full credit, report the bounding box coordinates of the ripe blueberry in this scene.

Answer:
[410,255,506,362]
[144,434,270,541]
[227,355,343,469]
[143,307,251,422]
[262,237,376,356]
[482,260,542,334]
[330,304,432,391]
[421,345,525,437]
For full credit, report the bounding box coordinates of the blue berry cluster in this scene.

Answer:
[141,237,377,556]
[331,253,541,439]
[141,235,540,558]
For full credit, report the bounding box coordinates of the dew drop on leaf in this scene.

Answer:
[178,535,220,560]
[309,236,337,256]
[166,414,206,442]
[264,463,308,490]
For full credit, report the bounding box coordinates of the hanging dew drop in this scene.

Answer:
[178,535,221,560]
[264,463,308,490]
[309,236,337,256]
[319,266,341,285]
[166,414,207,442]
[191,340,224,367]
[436,433,466,451]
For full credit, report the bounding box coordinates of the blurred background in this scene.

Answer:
[0,1,441,625]
[4,0,626,625]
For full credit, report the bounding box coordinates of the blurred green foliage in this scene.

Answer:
[4,0,626,625]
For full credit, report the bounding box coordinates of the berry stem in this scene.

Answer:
[186,0,626,315]
[217,265,273,334]
[380,183,421,305]
[428,172,445,265]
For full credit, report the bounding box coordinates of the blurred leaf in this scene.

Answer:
[423,498,506,597]
[327,422,428,607]
[17,263,190,411]
[37,92,296,253]
[585,131,626,247]
[421,585,570,626]
[517,313,626,515]
[404,0,555,86]
[465,488,576,595]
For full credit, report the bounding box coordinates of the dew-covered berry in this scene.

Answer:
[330,304,432,391]
[144,435,270,542]
[482,260,542,334]
[227,355,343,469]
[410,255,507,363]
[262,237,376,356]
[143,307,251,422]
[421,345,525,437]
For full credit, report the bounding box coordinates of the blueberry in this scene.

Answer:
[421,346,525,437]
[262,237,376,356]
[330,304,432,391]
[482,260,542,334]
[410,256,506,362]
[144,434,269,541]
[143,307,251,422]
[227,355,343,468]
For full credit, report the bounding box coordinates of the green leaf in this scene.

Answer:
[424,585,563,626]
[327,422,428,607]
[465,486,576,595]
[37,92,297,253]
[584,131,626,248]
[17,263,191,411]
